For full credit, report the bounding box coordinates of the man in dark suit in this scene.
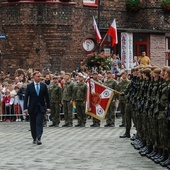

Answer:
[24,71,50,145]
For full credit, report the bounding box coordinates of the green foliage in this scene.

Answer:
[162,0,170,11]
[126,0,142,11]
[85,54,111,72]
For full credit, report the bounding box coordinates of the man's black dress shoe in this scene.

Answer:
[37,140,42,145]
[33,140,37,144]
[75,124,81,127]
[119,133,130,138]
[167,164,170,169]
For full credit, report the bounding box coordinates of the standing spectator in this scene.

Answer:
[132,56,139,68]
[13,86,21,122]
[17,83,27,121]
[138,51,151,65]
[3,90,13,122]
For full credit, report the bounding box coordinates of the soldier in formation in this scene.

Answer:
[119,65,170,168]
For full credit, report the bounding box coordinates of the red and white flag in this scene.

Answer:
[86,78,114,120]
[93,17,102,43]
[107,19,118,47]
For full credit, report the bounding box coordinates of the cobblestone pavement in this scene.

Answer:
[0,118,166,170]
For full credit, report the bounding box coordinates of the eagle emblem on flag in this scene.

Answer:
[86,78,115,120]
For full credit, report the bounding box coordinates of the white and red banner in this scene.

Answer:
[121,32,133,70]
[93,16,102,43]
[86,79,114,120]
[107,19,118,47]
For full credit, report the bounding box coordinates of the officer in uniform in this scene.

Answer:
[62,73,74,127]
[117,71,130,127]
[104,70,118,127]
[48,76,62,127]
[73,73,87,127]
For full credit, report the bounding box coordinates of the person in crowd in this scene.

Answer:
[45,74,51,87]
[132,56,139,67]
[3,90,12,122]
[17,83,27,121]
[138,51,151,66]
[0,85,2,121]
[13,86,21,122]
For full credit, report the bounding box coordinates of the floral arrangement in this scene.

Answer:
[126,0,142,12]
[84,52,111,72]
[162,0,170,12]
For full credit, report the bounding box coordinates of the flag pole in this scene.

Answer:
[97,0,101,53]
[100,32,107,47]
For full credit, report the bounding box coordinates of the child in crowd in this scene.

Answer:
[13,86,21,121]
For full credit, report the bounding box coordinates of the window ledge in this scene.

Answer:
[1,0,76,5]
[83,3,98,7]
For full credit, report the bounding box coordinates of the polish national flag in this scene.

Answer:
[93,17,102,43]
[107,19,118,46]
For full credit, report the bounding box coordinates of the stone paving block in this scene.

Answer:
[0,119,166,170]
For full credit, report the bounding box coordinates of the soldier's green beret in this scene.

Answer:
[143,68,151,74]
[106,71,112,74]
[162,66,169,72]
[78,73,84,78]
[150,66,159,71]
[53,76,57,79]
[139,69,143,74]
[166,67,170,75]
[153,68,162,74]
[92,72,98,75]
[65,72,71,76]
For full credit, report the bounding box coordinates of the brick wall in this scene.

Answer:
[0,0,170,74]
[150,34,166,67]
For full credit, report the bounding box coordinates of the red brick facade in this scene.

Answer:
[0,0,170,74]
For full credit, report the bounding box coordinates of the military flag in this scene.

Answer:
[85,78,115,120]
